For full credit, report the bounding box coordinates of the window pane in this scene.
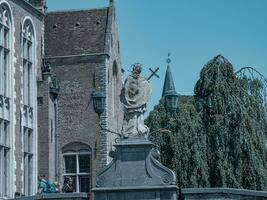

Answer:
[23,63,28,104]
[28,155,33,195]
[0,25,3,46]
[79,176,90,193]
[28,63,31,105]
[28,130,32,153]
[0,120,3,145]
[4,51,8,96]
[64,155,76,173]
[27,41,32,61]
[63,176,76,192]
[4,27,8,48]
[78,154,90,173]
[69,176,76,192]
[23,154,28,195]
[23,128,28,152]
[4,121,9,146]
[4,148,9,196]
[23,39,27,59]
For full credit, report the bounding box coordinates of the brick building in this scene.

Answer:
[0,0,123,198]
[0,0,44,198]
[38,0,123,194]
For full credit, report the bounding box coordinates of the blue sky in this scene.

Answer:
[47,0,267,113]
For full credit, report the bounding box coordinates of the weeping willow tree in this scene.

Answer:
[146,55,267,190]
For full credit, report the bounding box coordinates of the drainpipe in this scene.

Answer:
[49,75,60,182]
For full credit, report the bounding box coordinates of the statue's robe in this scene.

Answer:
[120,75,152,138]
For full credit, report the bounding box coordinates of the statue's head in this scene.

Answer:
[131,63,142,77]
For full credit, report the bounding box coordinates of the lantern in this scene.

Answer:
[91,90,106,116]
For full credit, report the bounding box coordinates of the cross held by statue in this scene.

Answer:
[147,67,159,80]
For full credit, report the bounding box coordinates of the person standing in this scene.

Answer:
[62,177,73,193]
[37,175,47,194]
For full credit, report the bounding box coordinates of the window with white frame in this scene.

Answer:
[22,19,35,196]
[22,20,34,106]
[0,120,10,198]
[0,4,11,198]
[0,4,11,97]
[63,149,91,193]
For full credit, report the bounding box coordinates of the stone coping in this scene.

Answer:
[182,188,267,197]
[92,185,178,192]
[14,193,88,200]
[114,139,154,146]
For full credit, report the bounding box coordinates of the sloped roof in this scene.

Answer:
[44,8,109,57]
[162,65,178,97]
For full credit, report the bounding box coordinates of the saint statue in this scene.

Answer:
[120,63,152,138]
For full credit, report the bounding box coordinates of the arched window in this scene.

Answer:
[0,3,11,198]
[0,4,11,97]
[62,142,92,193]
[22,18,35,196]
[22,19,34,106]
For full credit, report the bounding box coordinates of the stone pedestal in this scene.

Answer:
[92,139,177,200]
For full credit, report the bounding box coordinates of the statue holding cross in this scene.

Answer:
[120,63,158,139]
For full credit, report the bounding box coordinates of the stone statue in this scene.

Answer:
[94,64,177,200]
[120,63,152,138]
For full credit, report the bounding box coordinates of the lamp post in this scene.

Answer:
[91,90,106,117]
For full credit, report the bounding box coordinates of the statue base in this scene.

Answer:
[92,139,178,200]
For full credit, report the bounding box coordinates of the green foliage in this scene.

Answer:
[146,55,267,190]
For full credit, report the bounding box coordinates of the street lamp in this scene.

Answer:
[91,90,106,117]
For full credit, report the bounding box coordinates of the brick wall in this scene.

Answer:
[41,55,107,187]
[38,2,124,193]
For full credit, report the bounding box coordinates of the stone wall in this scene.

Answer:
[104,4,124,164]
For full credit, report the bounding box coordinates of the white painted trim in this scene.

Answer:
[0,1,14,199]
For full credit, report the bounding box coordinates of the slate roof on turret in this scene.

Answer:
[162,64,178,97]
[44,8,109,57]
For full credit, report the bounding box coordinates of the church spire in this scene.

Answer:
[162,53,178,97]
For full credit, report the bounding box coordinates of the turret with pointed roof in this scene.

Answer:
[162,53,178,97]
